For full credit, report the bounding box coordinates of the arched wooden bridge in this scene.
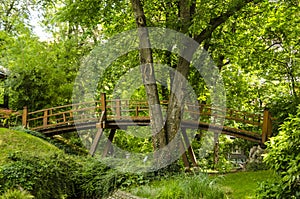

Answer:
[3,93,273,143]
[1,93,274,168]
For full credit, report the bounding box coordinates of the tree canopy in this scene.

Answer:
[0,0,299,160]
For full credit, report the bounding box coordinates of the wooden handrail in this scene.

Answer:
[13,93,273,144]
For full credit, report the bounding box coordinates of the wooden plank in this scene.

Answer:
[267,112,273,140]
[180,138,190,169]
[63,113,66,122]
[182,128,197,167]
[181,121,261,143]
[101,93,107,120]
[262,109,270,144]
[116,99,121,118]
[89,127,104,156]
[136,106,139,116]
[22,106,28,128]
[102,129,116,157]
[43,110,48,127]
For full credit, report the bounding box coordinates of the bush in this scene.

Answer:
[0,189,34,199]
[73,157,120,199]
[257,105,300,198]
[0,152,121,199]
[245,161,268,171]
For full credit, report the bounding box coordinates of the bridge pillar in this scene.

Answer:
[102,129,116,157]
[101,93,107,120]
[22,106,28,128]
[89,126,104,156]
[116,98,121,118]
[262,109,272,144]
[182,128,198,167]
[89,110,107,156]
[43,110,48,127]
[179,139,190,169]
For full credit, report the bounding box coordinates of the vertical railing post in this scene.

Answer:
[63,113,66,123]
[43,110,48,127]
[262,108,271,144]
[116,98,121,118]
[267,113,273,140]
[136,106,139,116]
[101,93,107,120]
[22,106,28,128]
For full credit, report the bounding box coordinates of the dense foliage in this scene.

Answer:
[0,128,189,198]
[0,151,122,199]
[257,105,300,198]
[0,189,34,199]
[0,0,299,197]
[0,128,119,199]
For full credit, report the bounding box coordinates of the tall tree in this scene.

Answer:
[131,0,166,150]
[129,0,263,156]
[55,0,299,157]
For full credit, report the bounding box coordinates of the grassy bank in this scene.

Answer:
[0,128,122,199]
[0,128,62,165]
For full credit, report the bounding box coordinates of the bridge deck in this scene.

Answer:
[2,93,273,144]
[33,118,262,143]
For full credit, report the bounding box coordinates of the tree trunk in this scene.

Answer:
[130,0,259,161]
[130,0,166,150]
[164,0,196,152]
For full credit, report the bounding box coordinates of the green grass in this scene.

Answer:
[0,128,62,165]
[129,170,277,199]
[129,173,226,199]
[212,170,277,199]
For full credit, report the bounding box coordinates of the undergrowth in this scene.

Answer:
[129,173,226,199]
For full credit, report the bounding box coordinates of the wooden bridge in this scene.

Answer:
[2,93,273,143]
[0,93,274,168]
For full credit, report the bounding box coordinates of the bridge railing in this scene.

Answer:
[22,101,103,131]
[105,98,168,119]
[6,93,273,143]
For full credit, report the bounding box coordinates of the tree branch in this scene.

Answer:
[6,0,16,17]
[194,0,262,44]
[263,41,283,51]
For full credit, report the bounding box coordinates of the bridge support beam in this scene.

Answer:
[262,109,272,144]
[89,126,104,156]
[180,139,190,169]
[102,129,116,157]
[182,128,198,167]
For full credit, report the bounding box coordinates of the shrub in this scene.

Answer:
[73,157,121,199]
[0,189,34,199]
[0,152,79,198]
[245,161,268,171]
[257,105,300,198]
[0,152,121,199]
